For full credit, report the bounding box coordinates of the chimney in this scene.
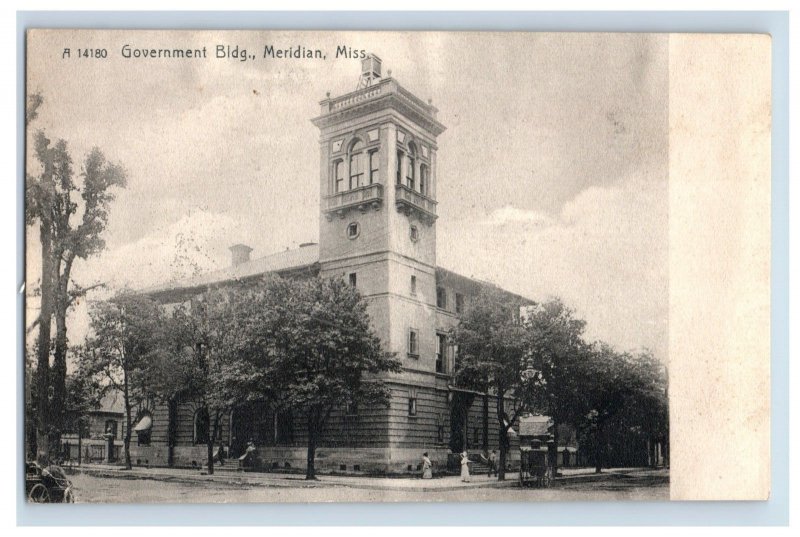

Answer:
[229,244,253,267]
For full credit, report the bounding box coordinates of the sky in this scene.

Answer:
[25,30,668,362]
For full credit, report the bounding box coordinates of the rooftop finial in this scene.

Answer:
[357,54,382,89]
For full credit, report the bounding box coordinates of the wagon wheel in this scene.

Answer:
[28,483,50,503]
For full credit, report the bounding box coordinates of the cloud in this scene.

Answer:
[76,209,249,293]
[481,206,555,228]
[438,177,668,361]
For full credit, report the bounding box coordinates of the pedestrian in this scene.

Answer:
[488,450,497,477]
[460,451,471,482]
[421,452,432,479]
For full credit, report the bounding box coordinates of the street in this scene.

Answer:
[66,469,669,503]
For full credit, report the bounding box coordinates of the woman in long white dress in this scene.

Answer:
[422,452,433,479]
[460,451,470,482]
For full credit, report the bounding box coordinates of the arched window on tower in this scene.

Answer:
[334,160,345,193]
[396,149,404,185]
[420,163,429,196]
[348,139,365,189]
[369,150,380,184]
[406,142,417,191]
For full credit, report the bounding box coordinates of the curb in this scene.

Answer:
[70,465,668,493]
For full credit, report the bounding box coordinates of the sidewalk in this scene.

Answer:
[67,463,666,493]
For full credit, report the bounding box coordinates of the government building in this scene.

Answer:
[128,56,529,474]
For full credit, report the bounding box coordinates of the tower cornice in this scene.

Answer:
[312,78,446,137]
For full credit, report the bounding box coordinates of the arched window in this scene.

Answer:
[334,160,345,193]
[396,149,404,185]
[406,142,417,191]
[348,139,365,190]
[194,407,210,445]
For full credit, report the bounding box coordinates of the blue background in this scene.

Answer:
[16,10,790,526]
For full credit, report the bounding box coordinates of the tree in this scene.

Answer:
[226,276,400,480]
[142,289,238,475]
[27,130,70,463]
[80,294,164,470]
[521,299,590,473]
[576,343,668,472]
[26,94,126,462]
[451,288,530,481]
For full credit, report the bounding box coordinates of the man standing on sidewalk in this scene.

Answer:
[487,450,497,478]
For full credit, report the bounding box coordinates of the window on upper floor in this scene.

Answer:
[410,275,417,295]
[369,150,379,184]
[436,287,447,309]
[396,150,403,185]
[408,328,419,357]
[347,221,360,240]
[420,164,429,196]
[406,142,416,191]
[436,333,447,374]
[349,139,365,189]
[349,272,357,287]
[455,293,465,314]
[334,160,345,193]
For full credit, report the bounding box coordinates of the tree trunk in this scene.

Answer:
[594,424,603,474]
[482,393,489,455]
[35,224,54,465]
[305,419,317,480]
[496,391,507,481]
[205,409,215,475]
[50,255,74,453]
[122,374,133,470]
[552,419,560,477]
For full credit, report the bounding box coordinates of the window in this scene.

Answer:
[455,293,465,314]
[369,150,380,184]
[334,160,345,193]
[194,408,209,445]
[345,400,358,417]
[104,419,118,439]
[347,221,360,239]
[436,287,447,309]
[349,152,364,189]
[408,389,418,416]
[406,143,416,191]
[409,225,419,242]
[420,164,429,196]
[396,150,403,185]
[349,273,357,287]
[437,414,445,443]
[473,427,480,446]
[408,328,419,356]
[436,333,447,374]
[410,275,417,295]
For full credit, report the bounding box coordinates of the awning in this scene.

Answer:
[133,415,152,432]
